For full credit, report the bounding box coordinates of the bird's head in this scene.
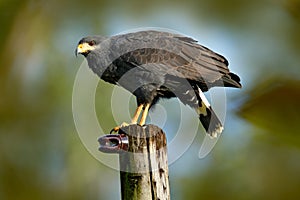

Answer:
[75,35,107,57]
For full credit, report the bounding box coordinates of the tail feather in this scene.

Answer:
[197,88,224,138]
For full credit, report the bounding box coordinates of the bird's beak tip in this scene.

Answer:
[75,47,83,58]
[75,44,89,57]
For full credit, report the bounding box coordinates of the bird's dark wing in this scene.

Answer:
[108,31,234,86]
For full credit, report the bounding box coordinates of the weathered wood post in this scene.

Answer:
[98,124,170,200]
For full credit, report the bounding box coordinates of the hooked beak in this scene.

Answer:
[75,48,78,57]
[75,43,84,57]
[75,43,95,57]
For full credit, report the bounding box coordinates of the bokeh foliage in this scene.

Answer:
[1,0,300,199]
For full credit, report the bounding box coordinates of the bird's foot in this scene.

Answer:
[110,122,131,134]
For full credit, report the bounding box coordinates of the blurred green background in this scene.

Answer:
[1,0,300,199]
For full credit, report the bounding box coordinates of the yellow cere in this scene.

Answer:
[77,43,95,53]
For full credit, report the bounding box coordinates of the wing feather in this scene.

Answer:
[109,30,234,85]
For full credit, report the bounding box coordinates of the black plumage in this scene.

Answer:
[76,30,241,137]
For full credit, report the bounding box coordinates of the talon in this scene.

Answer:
[110,126,120,134]
[108,103,150,134]
[110,122,130,134]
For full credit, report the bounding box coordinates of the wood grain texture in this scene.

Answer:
[119,124,170,200]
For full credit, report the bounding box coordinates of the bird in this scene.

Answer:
[75,30,241,138]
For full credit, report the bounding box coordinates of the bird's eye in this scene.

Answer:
[88,41,96,46]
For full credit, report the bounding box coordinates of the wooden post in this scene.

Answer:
[119,124,170,200]
[99,124,170,200]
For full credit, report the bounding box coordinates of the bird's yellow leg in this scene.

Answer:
[139,103,150,126]
[110,104,144,134]
[131,104,144,124]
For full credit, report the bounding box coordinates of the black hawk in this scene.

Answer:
[75,30,241,138]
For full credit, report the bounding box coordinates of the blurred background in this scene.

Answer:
[1,0,300,199]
